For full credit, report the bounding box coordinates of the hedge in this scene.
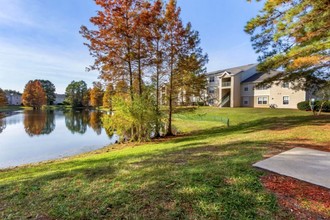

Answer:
[297,101,330,112]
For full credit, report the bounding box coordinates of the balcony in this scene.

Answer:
[222,81,231,87]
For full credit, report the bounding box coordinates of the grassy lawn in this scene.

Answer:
[0,107,329,219]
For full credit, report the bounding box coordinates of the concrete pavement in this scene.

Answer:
[254,147,330,189]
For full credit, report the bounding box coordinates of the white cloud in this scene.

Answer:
[0,0,40,28]
[0,39,98,93]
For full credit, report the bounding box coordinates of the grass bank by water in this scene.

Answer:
[0,107,329,219]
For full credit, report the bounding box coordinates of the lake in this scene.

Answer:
[0,109,118,169]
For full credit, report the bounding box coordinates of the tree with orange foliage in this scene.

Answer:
[22,80,47,109]
[90,82,104,108]
[81,0,144,101]
[0,88,7,107]
[81,0,207,140]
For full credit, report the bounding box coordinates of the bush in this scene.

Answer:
[102,92,164,142]
[297,101,330,112]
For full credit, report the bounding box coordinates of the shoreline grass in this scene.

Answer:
[1,107,329,219]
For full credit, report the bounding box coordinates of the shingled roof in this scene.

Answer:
[206,63,258,76]
[241,70,280,83]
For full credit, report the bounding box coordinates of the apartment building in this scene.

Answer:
[206,64,307,109]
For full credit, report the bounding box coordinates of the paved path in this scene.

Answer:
[254,147,330,189]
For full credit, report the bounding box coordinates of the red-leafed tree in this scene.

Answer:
[22,80,47,109]
[0,88,7,107]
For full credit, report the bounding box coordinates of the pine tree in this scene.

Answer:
[245,0,330,88]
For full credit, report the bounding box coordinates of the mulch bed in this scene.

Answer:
[261,173,330,220]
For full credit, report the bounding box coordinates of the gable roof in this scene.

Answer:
[206,63,258,76]
[241,70,280,83]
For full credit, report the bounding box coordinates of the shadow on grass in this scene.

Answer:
[1,113,329,219]
[174,114,330,143]
[1,138,324,219]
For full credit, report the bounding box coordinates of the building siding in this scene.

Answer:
[206,64,307,109]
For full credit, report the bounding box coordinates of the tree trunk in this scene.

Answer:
[137,37,143,96]
[166,52,174,136]
[154,41,161,138]
[317,101,326,116]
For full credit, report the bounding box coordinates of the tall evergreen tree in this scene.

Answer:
[38,80,56,105]
[65,81,88,107]
[245,0,330,88]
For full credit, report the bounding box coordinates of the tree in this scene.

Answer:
[0,88,7,107]
[245,0,330,88]
[81,0,207,140]
[149,0,166,137]
[90,82,104,108]
[81,0,147,101]
[22,80,47,109]
[103,83,115,110]
[315,81,330,115]
[176,23,208,106]
[163,0,185,136]
[38,80,56,105]
[65,81,88,107]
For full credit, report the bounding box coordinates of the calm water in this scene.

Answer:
[0,110,118,169]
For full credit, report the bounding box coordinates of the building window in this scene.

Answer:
[243,97,249,105]
[208,89,215,94]
[282,82,289,88]
[209,76,215,83]
[255,85,270,90]
[244,87,248,91]
[257,96,268,105]
[283,96,289,105]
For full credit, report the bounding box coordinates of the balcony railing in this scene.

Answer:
[222,81,231,87]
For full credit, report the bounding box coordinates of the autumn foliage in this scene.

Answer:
[81,0,207,140]
[0,88,7,107]
[90,82,104,108]
[22,80,47,109]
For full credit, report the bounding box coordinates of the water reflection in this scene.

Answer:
[89,111,103,135]
[2,110,110,137]
[0,113,6,134]
[0,110,118,169]
[64,110,90,134]
[24,110,55,136]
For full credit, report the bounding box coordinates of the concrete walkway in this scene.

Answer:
[254,147,330,189]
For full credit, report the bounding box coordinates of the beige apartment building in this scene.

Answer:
[207,64,307,109]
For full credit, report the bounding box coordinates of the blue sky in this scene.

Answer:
[0,0,263,94]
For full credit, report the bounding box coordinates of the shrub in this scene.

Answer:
[102,92,165,142]
[297,101,330,112]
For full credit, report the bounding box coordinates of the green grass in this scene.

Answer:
[1,107,329,219]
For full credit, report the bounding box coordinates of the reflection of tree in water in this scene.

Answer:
[0,113,6,134]
[64,110,90,134]
[89,111,102,135]
[24,110,55,136]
